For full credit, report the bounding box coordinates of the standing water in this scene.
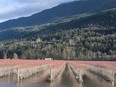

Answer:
[0,66,114,87]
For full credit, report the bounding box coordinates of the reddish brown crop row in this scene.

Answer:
[68,60,116,70]
[84,61,116,69]
[0,59,115,69]
[68,61,86,70]
[0,59,65,69]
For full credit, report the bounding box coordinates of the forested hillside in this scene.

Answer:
[0,9,116,60]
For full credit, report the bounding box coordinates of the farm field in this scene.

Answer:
[0,59,115,87]
[0,59,115,68]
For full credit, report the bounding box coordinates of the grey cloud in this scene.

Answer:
[0,0,76,22]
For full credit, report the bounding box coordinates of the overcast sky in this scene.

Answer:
[0,0,76,23]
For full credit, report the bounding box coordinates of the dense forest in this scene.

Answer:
[0,9,116,60]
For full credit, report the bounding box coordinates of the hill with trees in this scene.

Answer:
[0,9,115,60]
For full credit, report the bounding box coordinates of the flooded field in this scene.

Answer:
[0,64,115,87]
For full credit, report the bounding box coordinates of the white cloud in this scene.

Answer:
[0,0,75,23]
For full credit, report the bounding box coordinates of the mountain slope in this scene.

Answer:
[0,9,116,60]
[0,0,116,30]
[0,9,116,40]
[35,9,116,36]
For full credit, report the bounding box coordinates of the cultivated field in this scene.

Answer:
[0,59,115,84]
